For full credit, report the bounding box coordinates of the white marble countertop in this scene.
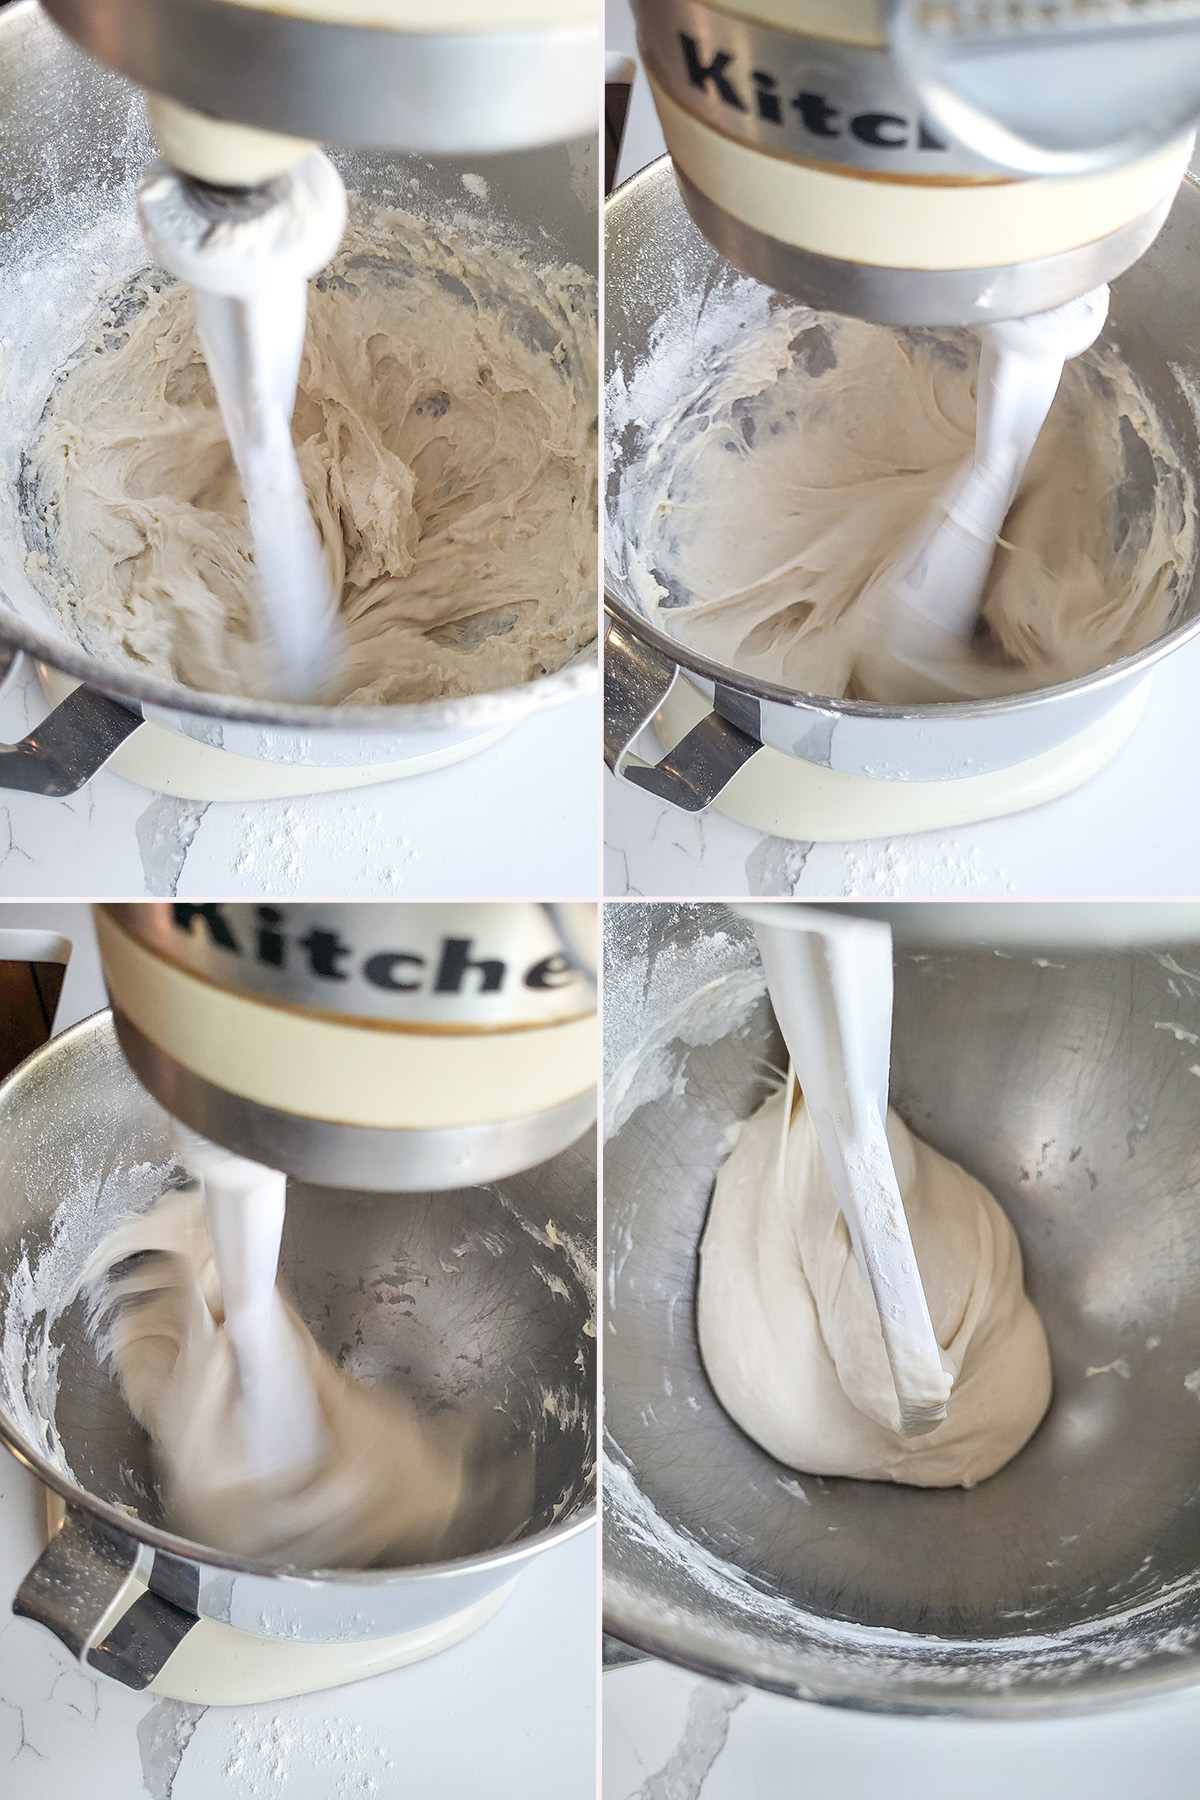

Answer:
[605,636,1200,898]
[0,905,598,1797]
[0,660,597,899]
[604,0,1200,901]
[604,1659,1200,1800]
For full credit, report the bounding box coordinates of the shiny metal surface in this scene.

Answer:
[0,683,140,794]
[604,902,1200,1714]
[632,0,1183,317]
[41,0,598,155]
[0,5,597,749]
[12,1506,140,1661]
[104,902,596,1027]
[97,902,597,1190]
[892,0,1200,176]
[635,0,1003,176]
[603,612,760,809]
[0,1013,596,1656]
[115,1009,598,1192]
[604,158,1200,790]
[641,0,1200,181]
[675,165,1175,328]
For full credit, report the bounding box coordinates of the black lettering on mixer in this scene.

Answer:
[675,32,949,155]
[434,939,506,996]
[257,906,286,968]
[169,906,584,998]
[794,91,840,139]
[680,33,747,110]
[300,928,352,981]
[172,903,240,952]
[850,111,908,148]
[751,71,782,124]
[363,952,425,992]
[526,954,574,991]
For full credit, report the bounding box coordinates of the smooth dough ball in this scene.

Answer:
[697,1089,1052,1488]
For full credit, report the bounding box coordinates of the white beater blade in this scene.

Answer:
[738,904,952,1435]
[139,152,348,701]
[172,1123,328,1481]
[860,285,1110,699]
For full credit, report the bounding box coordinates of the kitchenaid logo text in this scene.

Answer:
[678,32,948,152]
[171,905,577,996]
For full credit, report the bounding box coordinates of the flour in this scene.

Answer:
[0,1147,176,1481]
[603,1447,1200,1697]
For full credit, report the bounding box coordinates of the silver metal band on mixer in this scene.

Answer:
[627,0,1195,324]
[95,902,598,1191]
[111,1008,598,1191]
[636,0,999,176]
[40,0,600,153]
[673,166,1177,328]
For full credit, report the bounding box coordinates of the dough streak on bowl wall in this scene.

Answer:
[607,279,1198,704]
[23,200,598,706]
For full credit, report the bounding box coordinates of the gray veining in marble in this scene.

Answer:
[137,1700,206,1799]
[135,798,209,897]
[631,1681,745,1800]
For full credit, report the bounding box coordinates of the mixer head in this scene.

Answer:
[93,903,597,1193]
[40,0,599,174]
[628,0,1200,325]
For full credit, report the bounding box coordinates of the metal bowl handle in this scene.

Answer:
[0,679,142,797]
[604,609,761,813]
[13,1504,199,1690]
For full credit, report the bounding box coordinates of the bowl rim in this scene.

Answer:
[604,155,1200,725]
[0,0,598,737]
[0,1010,598,1588]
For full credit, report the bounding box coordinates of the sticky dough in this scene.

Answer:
[83,1188,530,1566]
[26,204,597,705]
[621,310,1196,703]
[697,1090,1052,1487]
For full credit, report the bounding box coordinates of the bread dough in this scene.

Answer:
[619,309,1195,704]
[83,1188,530,1566]
[697,1089,1052,1487]
[25,203,597,705]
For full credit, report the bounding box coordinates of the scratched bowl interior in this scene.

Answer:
[604,159,1200,683]
[0,1,597,722]
[0,1012,595,1572]
[604,902,1200,1714]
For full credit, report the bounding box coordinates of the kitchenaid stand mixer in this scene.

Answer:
[604,2,1200,842]
[0,0,599,802]
[0,902,597,1704]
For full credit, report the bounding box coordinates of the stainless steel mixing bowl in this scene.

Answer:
[604,901,1200,1715]
[604,158,1200,804]
[0,2,597,794]
[0,1011,595,1688]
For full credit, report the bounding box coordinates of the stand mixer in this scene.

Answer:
[93,901,597,1189]
[604,2,1200,842]
[0,0,598,801]
[0,902,597,1704]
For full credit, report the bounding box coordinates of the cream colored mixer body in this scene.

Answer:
[95,901,598,1190]
[629,0,1200,323]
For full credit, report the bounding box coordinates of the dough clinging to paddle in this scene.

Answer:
[83,1187,499,1567]
[697,1089,1052,1488]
